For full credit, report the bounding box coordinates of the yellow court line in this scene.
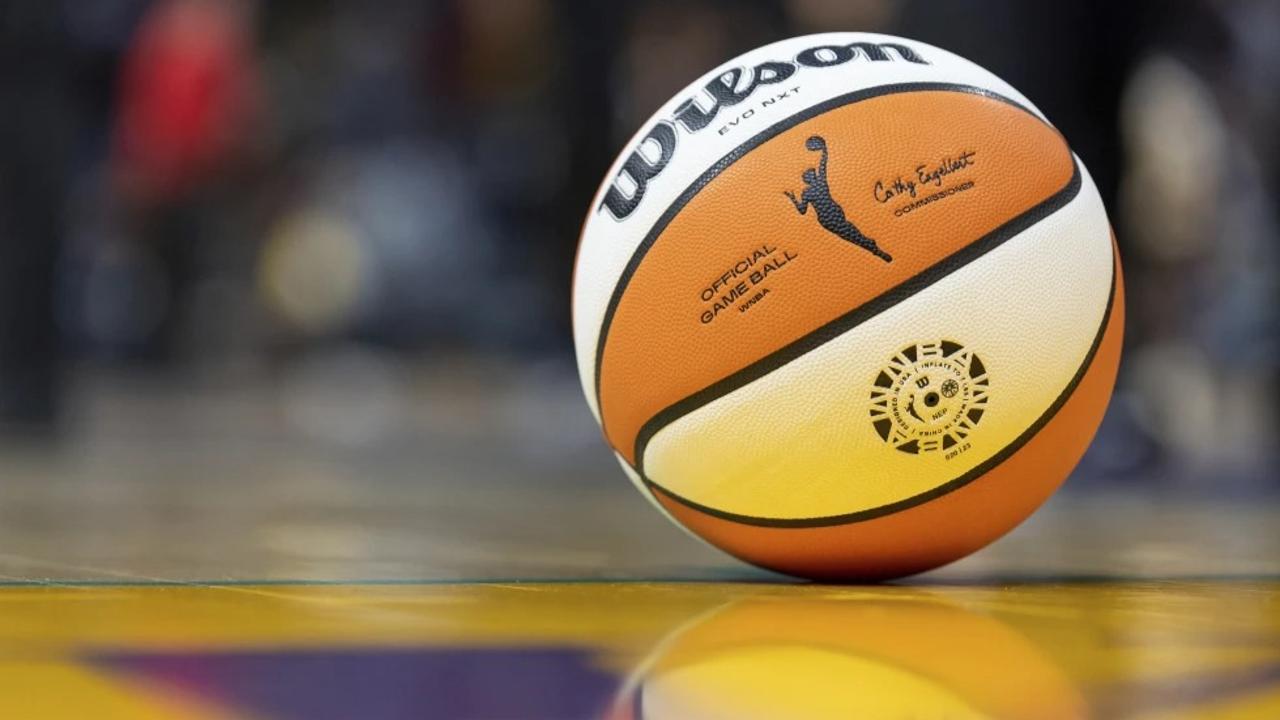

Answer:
[0,662,248,720]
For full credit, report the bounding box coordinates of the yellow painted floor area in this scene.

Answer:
[0,580,1276,719]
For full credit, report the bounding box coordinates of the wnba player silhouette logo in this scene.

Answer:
[784,135,893,262]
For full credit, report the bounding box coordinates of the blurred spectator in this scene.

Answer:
[113,0,258,203]
[0,1,80,432]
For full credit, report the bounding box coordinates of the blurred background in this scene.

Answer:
[0,0,1275,577]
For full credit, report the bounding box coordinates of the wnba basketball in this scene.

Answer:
[571,32,1124,580]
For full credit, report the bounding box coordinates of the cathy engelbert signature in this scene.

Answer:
[872,150,977,204]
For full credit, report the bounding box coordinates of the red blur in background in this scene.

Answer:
[113,0,259,202]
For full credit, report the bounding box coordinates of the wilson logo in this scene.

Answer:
[599,40,929,221]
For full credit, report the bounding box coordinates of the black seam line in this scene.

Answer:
[633,157,1083,476]
[592,81,1052,414]
[643,244,1117,529]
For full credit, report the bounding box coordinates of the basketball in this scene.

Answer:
[572,32,1124,581]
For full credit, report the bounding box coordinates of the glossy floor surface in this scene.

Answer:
[0,374,1276,718]
[3,579,1279,719]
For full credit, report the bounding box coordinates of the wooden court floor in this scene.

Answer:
[0,374,1275,718]
[0,579,1277,719]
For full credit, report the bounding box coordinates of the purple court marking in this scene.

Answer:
[92,647,621,720]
